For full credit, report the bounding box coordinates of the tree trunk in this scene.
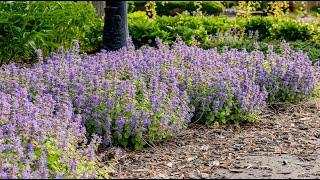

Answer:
[102,1,128,51]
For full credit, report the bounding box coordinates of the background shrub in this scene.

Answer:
[310,5,320,13]
[132,1,225,16]
[127,11,164,48]
[243,17,273,40]
[0,1,102,65]
[127,14,319,63]
[289,41,320,63]
[271,18,315,41]
[128,1,135,13]
[128,13,317,47]
[1,2,319,65]
[155,1,197,16]
[200,1,225,16]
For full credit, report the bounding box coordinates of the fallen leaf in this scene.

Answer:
[212,121,220,129]
[187,156,196,162]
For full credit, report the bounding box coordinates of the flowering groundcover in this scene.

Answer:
[0,38,319,178]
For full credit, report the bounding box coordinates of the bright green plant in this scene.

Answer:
[0,1,103,65]
[132,1,225,16]
[236,1,261,17]
[200,1,225,16]
[145,1,157,18]
[267,1,289,16]
[128,13,318,49]
[243,17,273,40]
[128,1,135,13]
[271,18,315,41]
[128,11,162,47]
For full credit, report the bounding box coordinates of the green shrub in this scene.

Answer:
[243,17,273,40]
[128,13,317,50]
[200,1,225,16]
[2,2,319,65]
[221,1,238,8]
[128,11,162,47]
[0,1,103,65]
[156,1,196,16]
[128,1,135,13]
[289,41,320,63]
[131,1,225,16]
[129,13,238,47]
[203,32,320,64]
[271,18,315,41]
[310,6,320,13]
[243,16,315,41]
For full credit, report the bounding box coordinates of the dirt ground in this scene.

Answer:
[110,98,320,179]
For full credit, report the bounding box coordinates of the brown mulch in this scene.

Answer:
[109,99,320,179]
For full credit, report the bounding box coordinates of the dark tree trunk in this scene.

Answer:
[102,1,128,51]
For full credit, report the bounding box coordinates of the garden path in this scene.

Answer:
[111,98,320,179]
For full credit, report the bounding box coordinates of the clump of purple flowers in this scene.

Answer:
[0,88,109,178]
[218,41,319,103]
[0,44,110,178]
[0,38,318,178]
[166,38,268,124]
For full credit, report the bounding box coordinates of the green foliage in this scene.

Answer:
[310,6,320,13]
[244,17,273,40]
[128,13,319,63]
[236,1,261,17]
[0,135,111,178]
[44,138,111,179]
[128,1,135,13]
[289,41,320,63]
[128,11,161,47]
[236,1,290,16]
[155,1,196,16]
[2,2,319,65]
[129,13,314,46]
[204,34,319,64]
[271,18,315,41]
[312,84,320,99]
[132,1,225,16]
[128,12,235,47]
[266,1,290,16]
[221,1,238,8]
[244,16,316,41]
[145,1,157,19]
[191,82,260,126]
[200,1,225,16]
[0,1,103,65]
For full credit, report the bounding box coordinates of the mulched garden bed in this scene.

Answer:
[109,98,320,179]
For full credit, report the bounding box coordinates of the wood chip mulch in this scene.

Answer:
[108,99,320,179]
